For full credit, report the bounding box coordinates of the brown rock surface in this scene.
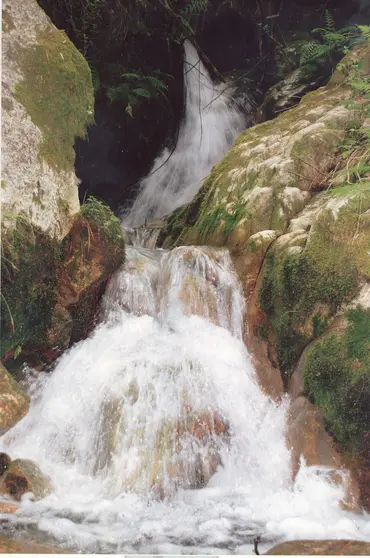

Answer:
[0,364,29,436]
[265,539,370,555]
[0,536,70,553]
[243,271,283,403]
[0,501,19,514]
[286,396,341,477]
[286,396,361,512]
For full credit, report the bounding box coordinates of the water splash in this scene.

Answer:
[1,246,369,553]
[124,41,247,227]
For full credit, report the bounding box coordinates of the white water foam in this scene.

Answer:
[1,247,369,553]
[124,42,247,227]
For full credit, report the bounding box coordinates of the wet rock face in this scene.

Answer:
[265,540,370,555]
[56,204,125,346]
[0,364,29,436]
[285,396,361,512]
[150,408,230,499]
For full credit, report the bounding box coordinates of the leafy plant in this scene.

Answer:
[106,70,170,117]
[333,29,370,184]
[296,11,361,66]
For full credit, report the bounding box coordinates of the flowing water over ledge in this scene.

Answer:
[123,41,247,228]
[0,246,370,554]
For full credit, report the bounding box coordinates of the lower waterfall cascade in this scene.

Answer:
[123,41,247,228]
[1,245,370,554]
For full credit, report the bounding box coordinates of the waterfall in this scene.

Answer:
[124,41,247,227]
[1,245,369,554]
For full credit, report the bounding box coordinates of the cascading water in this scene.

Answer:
[124,41,247,227]
[1,37,369,556]
[1,245,369,554]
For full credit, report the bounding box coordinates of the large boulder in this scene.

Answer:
[256,184,370,382]
[0,364,29,435]
[0,0,110,366]
[149,408,229,499]
[0,458,52,501]
[160,48,370,250]
[55,198,125,347]
[159,45,370,400]
[2,0,94,240]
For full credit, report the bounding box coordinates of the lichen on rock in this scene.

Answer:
[1,0,94,239]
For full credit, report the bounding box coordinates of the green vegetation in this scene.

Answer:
[294,13,370,69]
[14,27,94,172]
[334,43,370,185]
[80,196,124,249]
[0,216,61,357]
[195,202,245,239]
[302,307,370,454]
[106,70,170,117]
[1,198,125,361]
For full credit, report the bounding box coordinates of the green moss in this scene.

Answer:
[1,216,61,357]
[1,180,7,190]
[80,196,124,251]
[302,307,370,453]
[14,27,94,173]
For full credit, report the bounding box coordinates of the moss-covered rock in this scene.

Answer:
[13,26,94,173]
[1,199,125,367]
[257,183,370,381]
[57,197,125,344]
[160,45,370,251]
[302,307,370,456]
[2,0,94,239]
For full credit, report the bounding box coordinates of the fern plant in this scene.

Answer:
[296,11,361,65]
[334,26,370,185]
[106,70,170,117]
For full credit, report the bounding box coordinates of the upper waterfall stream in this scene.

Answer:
[0,245,369,553]
[124,41,247,227]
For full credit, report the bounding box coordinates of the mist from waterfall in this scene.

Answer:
[123,41,247,227]
[1,246,369,554]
